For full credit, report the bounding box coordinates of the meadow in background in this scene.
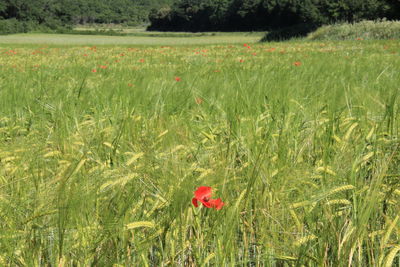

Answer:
[0,34,399,265]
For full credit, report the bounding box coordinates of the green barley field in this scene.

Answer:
[0,33,399,266]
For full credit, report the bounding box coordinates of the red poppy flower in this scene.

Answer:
[195,97,203,105]
[91,69,97,73]
[192,186,224,210]
[175,77,181,82]
[208,198,224,210]
[293,61,302,66]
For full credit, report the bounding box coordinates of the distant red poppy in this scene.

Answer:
[239,59,245,63]
[195,97,203,105]
[243,43,248,47]
[293,61,302,66]
[175,77,181,82]
[139,58,145,63]
[192,186,224,210]
[32,50,43,55]
[100,65,107,69]
[6,50,17,55]
[91,69,97,73]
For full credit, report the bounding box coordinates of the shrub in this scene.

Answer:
[0,19,27,35]
[307,19,400,40]
[261,23,318,42]
[0,19,45,35]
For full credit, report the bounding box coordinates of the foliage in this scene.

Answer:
[0,19,32,35]
[307,19,400,40]
[2,0,400,34]
[0,0,175,34]
[0,39,399,265]
[148,0,400,32]
[261,23,318,41]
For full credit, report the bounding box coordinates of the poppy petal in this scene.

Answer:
[209,198,224,210]
[200,199,212,208]
[194,186,212,201]
[192,198,199,207]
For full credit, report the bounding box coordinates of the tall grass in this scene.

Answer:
[0,39,399,266]
[308,20,400,41]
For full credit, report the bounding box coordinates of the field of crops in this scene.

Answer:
[0,36,399,266]
[0,32,264,46]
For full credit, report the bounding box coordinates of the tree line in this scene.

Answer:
[1,0,399,35]
[148,0,400,32]
[0,0,173,33]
